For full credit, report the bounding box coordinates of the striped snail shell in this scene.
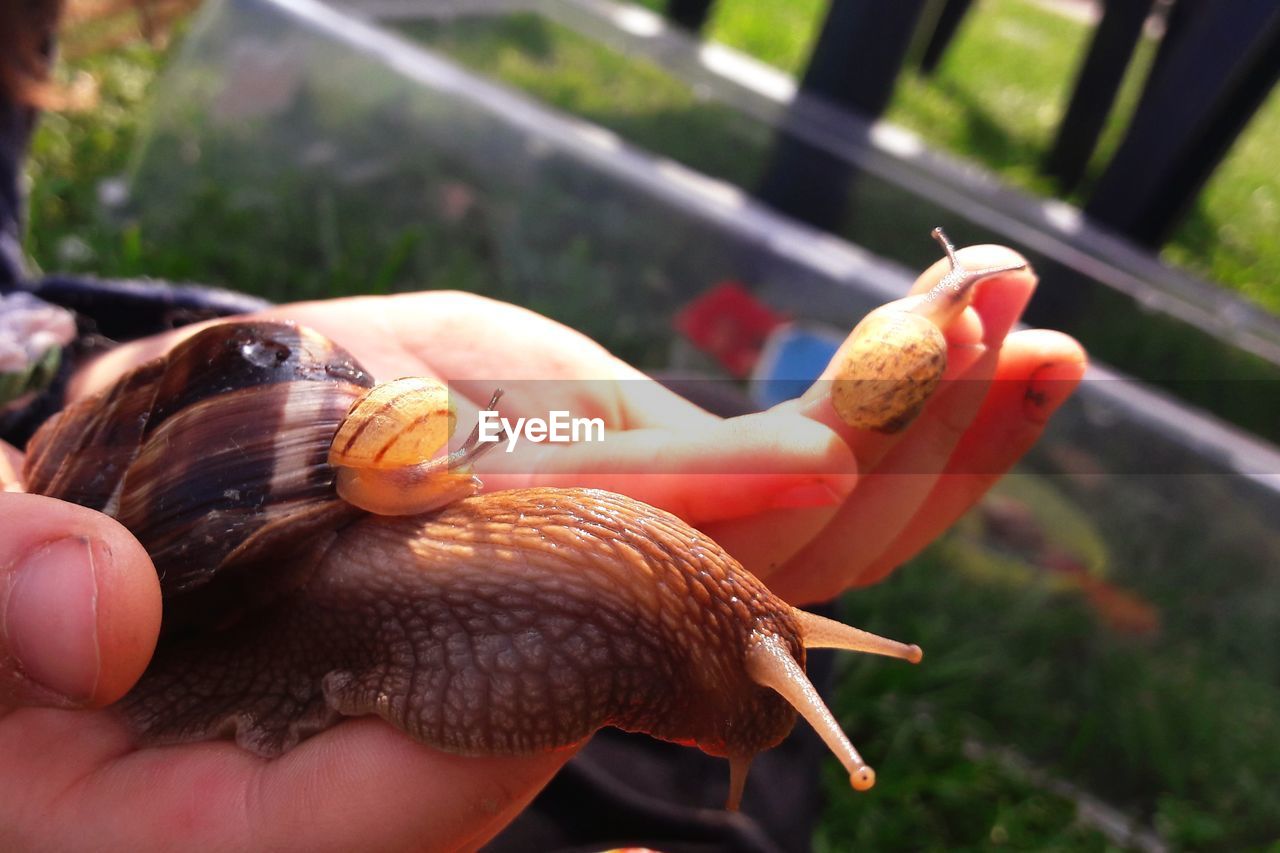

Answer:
[328,377,494,517]
[331,377,457,470]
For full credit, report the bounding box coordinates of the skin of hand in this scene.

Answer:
[0,257,1084,850]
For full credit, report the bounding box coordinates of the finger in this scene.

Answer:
[481,410,857,525]
[0,494,161,709]
[700,255,1038,579]
[849,245,1036,461]
[958,246,1038,346]
[699,503,843,583]
[252,720,573,851]
[791,306,986,469]
[853,330,1086,587]
[0,711,573,852]
[799,245,1037,470]
[767,343,1010,604]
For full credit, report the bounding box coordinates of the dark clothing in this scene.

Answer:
[1,80,34,290]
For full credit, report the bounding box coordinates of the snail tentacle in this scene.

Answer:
[744,632,876,792]
[727,755,753,811]
[912,226,1028,327]
[826,228,1030,432]
[793,608,923,663]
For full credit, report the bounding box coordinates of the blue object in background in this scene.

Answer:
[749,323,845,409]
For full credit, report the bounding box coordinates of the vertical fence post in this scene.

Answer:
[757,0,929,230]
[1085,0,1280,246]
[918,0,975,75]
[799,0,930,116]
[1043,0,1156,193]
[666,0,716,33]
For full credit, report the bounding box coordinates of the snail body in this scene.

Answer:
[23,320,921,809]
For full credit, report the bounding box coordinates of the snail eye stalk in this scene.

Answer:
[448,388,506,469]
[736,612,922,804]
[793,608,923,663]
[914,226,1028,326]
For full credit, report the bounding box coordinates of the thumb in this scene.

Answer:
[1,492,161,709]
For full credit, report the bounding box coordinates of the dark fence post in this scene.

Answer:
[1086,0,1280,246]
[918,0,975,75]
[757,0,929,230]
[1043,0,1156,193]
[666,0,716,33]
[798,0,930,115]
[1144,0,1194,85]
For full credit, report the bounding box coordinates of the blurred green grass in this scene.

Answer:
[26,1,1278,314]
[25,43,165,280]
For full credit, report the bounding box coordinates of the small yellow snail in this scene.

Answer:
[827,228,1026,432]
[328,377,504,516]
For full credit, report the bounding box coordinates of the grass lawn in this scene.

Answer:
[26,0,1279,316]
[25,42,167,281]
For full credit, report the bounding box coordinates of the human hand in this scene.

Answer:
[4,246,1083,849]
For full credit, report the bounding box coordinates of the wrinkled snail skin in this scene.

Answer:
[827,228,1028,433]
[123,490,806,764]
[24,307,932,809]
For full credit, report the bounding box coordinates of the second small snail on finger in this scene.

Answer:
[22,228,1022,811]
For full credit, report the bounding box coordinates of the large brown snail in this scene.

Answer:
[21,229,1019,811]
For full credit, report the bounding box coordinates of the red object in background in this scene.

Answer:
[674,282,787,377]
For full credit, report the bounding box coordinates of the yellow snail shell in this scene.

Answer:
[831,309,947,433]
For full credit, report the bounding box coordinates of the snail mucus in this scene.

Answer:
[21,228,1021,810]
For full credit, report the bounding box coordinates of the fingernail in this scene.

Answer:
[770,481,843,511]
[1024,362,1082,424]
[3,536,102,703]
